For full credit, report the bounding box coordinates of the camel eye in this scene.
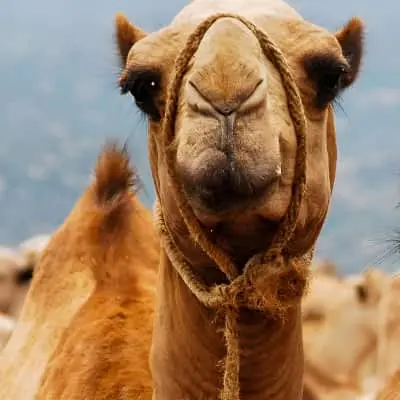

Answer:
[317,67,346,105]
[355,283,370,304]
[130,77,158,106]
[120,70,161,121]
[304,54,349,109]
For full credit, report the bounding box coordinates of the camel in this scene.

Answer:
[0,144,159,399]
[0,247,35,318]
[302,266,400,400]
[115,0,364,398]
[7,234,51,318]
[18,233,51,272]
[353,269,400,399]
[0,149,320,399]
[302,268,390,399]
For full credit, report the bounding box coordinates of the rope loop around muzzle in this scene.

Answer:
[155,12,311,400]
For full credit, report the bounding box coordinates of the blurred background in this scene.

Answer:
[0,0,399,274]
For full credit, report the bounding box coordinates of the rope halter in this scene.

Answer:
[154,12,312,400]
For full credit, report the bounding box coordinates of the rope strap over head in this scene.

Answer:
[155,12,312,400]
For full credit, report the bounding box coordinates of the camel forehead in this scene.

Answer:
[128,12,340,72]
[169,0,337,50]
[191,18,264,64]
[172,0,303,25]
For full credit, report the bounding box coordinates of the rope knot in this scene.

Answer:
[220,277,246,310]
[242,253,310,318]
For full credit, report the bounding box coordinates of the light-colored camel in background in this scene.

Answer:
[0,239,49,352]
[0,247,36,319]
[0,144,159,399]
[303,263,400,400]
[12,235,51,319]
[18,234,51,274]
[302,267,390,399]
[371,267,400,400]
[115,0,364,398]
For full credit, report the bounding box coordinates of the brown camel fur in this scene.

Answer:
[116,0,364,398]
[379,369,400,400]
[0,144,159,399]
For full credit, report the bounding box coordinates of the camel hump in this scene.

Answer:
[79,141,142,252]
[80,141,151,286]
[93,141,140,206]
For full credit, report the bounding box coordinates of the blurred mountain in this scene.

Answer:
[0,0,399,273]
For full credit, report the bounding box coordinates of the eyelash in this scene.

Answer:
[304,57,349,109]
[120,71,161,121]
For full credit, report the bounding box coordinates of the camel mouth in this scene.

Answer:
[189,184,272,219]
[177,148,281,218]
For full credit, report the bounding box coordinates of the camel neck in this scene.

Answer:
[150,250,305,400]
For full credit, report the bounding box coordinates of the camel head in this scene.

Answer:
[0,248,33,314]
[115,4,364,263]
[303,268,389,394]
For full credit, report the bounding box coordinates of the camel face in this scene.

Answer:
[116,1,364,256]
[303,269,387,392]
[175,18,281,215]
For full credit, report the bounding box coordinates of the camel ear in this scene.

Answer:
[335,17,365,88]
[114,13,147,68]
